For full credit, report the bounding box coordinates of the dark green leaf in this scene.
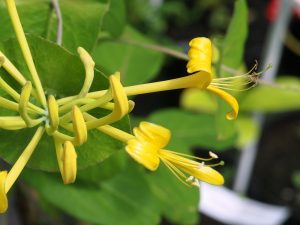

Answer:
[0,35,129,171]
[23,164,161,225]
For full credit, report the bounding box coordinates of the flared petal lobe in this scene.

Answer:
[0,171,8,213]
[206,85,239,120]
[126,139,160,171]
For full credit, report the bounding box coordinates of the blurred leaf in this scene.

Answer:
[235,115,259,148]
[180,89,217,113]
[47,0,107,53]
[0,0,50,42]
[215,0,248,141]
[221,0,248,76]
[77,150,128,184]
[147,166,199,225]
[292,171,300,188]
[23,164,161,225]
[93,26,164,86]
[240,77,300,112]
[0,35,129,171]
[148,109,236,151]
[100,0,126,37]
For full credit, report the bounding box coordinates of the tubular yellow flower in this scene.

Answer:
[62,141,77,184]
[126,122,224,186]
[0,171,8,213]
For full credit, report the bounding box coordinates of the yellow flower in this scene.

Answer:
[126,122,224,186]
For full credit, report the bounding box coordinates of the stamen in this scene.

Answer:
[209,151,218,159]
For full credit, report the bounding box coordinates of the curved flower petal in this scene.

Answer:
[183,165,224,185]
[206,85,239,120]
[126,139,160,171]
[0,171,8,213]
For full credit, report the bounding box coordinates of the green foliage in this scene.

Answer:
[148,109,236,150]
[93,26,165,86]
[23,164,161,225]
[240,77,300,112]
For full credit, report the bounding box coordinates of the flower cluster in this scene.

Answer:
[0,0,258,213]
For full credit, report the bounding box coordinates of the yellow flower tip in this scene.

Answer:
[128,100,135,113]
[62,141,77,184]
[47,95,59,133]
[206,85,239,120]
[77,47,95,66]
[187,37,212,74]
[72,106,87,146]
[0,171,8,214]
[125,139,160,171]
[111,71,121,80]
[192,165,224,185]
[109,75,129,117]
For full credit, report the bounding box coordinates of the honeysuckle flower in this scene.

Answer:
[83,116,225,186]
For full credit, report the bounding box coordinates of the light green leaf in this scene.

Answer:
[0,35,129,171]
[240,77,300,112]
[221,0,248,75]
[180,89,217,113]
[22,164,161,225]
[147,166,200,225]
[93,26,164,86]
[235,115,259,148]
[0,0,50,42]
[148,109,236,151]
[215,0,248,141]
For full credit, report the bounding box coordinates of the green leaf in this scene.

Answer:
[47,0,107,53]
[147,166,200,225]
[100,0,126,37]
[180,89,218,113]
[23,164,161,225]
[221,0,248,75]
[0,0,50,42]
[240,77,300,112]
[235,115,259,148]
[0,35,129,171]
[214,0,248,141]
[148,109,236,151]
[93,26,165,86]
